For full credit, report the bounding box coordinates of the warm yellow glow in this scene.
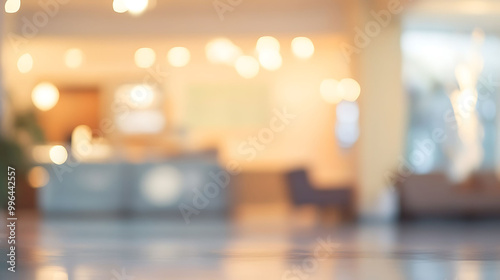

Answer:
[49,145,68,165]
[256,36,280,53]
[53,271,69,280]
[72,125,92,140]
[291,37,315,59]
[115,84,156,109]
[235,56,260,79]
[455,63,476,90]
[256,36,282,71]
[205,38,241,65]
[17,53,33,73]
[320,79,342,104]
[134,47,156,68]
[338,78,361,102]
[32,82,59,111]
[71,125,92,159]
[129,85,155,107]
[167,47,191,67]
[113,0,128,13]
[28,166,49,188]
[445,29,485,183]
[258,50,282,71]
[36,266,69,280]
[64,48,84,69]
[5,0,20,13]
[124,0,148,15]
[452,88,479,121]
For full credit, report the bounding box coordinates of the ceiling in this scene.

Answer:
[5,0,349,37]
[405,0,500,32]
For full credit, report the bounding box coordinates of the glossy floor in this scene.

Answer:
[1,213,500,280]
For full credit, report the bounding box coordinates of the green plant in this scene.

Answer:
[0,111,45,208]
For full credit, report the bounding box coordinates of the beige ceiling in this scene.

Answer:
[6,0,348,37]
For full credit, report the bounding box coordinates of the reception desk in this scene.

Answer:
[38,158,229,221]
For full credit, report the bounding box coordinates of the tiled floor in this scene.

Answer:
[2,212,500,279]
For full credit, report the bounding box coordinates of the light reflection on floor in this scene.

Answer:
[1,212,500,280]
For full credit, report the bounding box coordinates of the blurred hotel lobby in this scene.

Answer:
[2,0,500,279]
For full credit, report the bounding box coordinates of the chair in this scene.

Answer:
[286,169,353,218]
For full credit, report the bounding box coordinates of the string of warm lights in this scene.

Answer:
[24,35,359,109]
[17,36,319,78]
